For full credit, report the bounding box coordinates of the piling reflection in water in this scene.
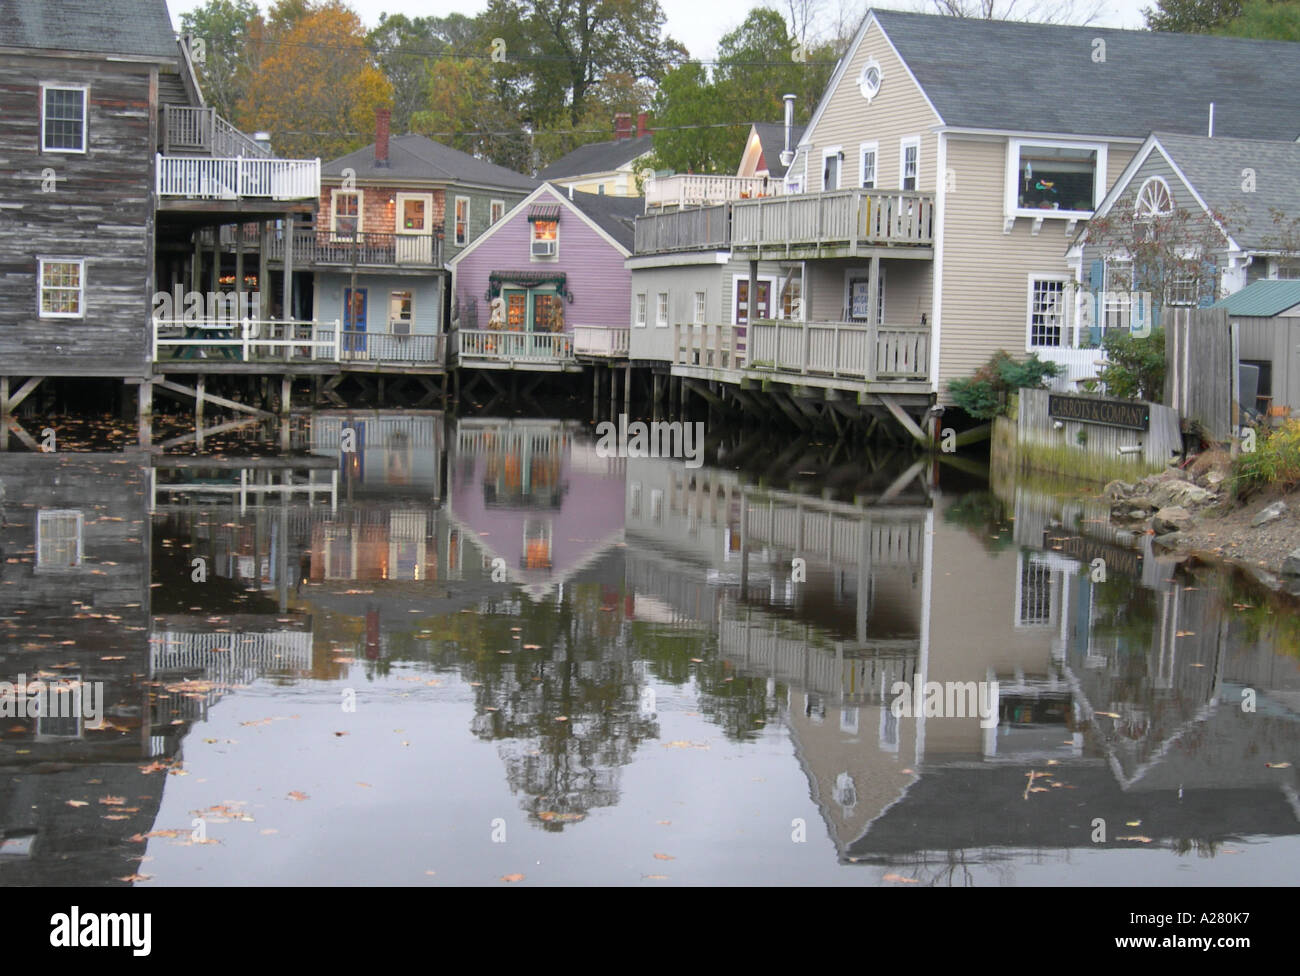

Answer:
[0,413,1296,884]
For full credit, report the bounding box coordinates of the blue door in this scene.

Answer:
[345,287,368,353]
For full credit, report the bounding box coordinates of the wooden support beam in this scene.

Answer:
[6,420,41,452]
[4,377,43,413]
[879,395,927,445]
[155,416,260,450]
[682,378,727,411]
[258,221,271,320]
[153,378,274,419]
[321,374,346,407]
[137,380,152,448]
[878,458,928,504]
[0,377,8,416]
[771,391,812,430]
[280,374,292,417]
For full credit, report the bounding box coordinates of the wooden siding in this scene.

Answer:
[451,198,630,335]
[802,20,941,194]
[630,263,721,362]
[1236,314,1300,415]
[937,137,1135,399]
[313,273,444,336]
[1017,387,1182,470]
[806,259,931,323]
[0,54,157,376]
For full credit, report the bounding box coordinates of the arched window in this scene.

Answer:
[1135,176,1174,218]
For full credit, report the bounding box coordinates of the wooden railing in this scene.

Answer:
[268,230,442,267]
[458,330,574,364]
[152,318,341,362]
[673,322,746,370]
[674,320,929,383]
[634,204,730,254]
[573,326,630,358]
[747,320,929,382]
[156,154,320,200]
[645,174,783,210]
[731,190,934,249]
[340,331,446,364]
[162,105,271,158]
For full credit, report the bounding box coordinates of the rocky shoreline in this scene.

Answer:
[1105,455,1300,593]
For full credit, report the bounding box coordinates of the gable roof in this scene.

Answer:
[821,9,1300,141]
[0,0,179,60]
[1149,133,1300,251]
[447,183,636,267]
[1214,280,1300,317]
[565,191,641,251]
[749,123,807,179]
[538,135,654,180]
[323,134,537,191]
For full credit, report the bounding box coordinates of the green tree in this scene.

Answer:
[642,63,737,174]
[1212,0,1300,39]
[180,0,258,121]
[410,57,534,172]
[1143,0,1243,31]
[1098,329,1167,400]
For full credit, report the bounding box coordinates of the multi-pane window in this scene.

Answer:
[693,291,706,324]
[635,293,647,328]
[490,200,505,224]
[533,293,561,332]
[42,86,87,152]
[38,259,85,318]
[901,139,919,191]
[1103,259,1132,331]
[1277,262,1300,280]
[506,292,526,329]
[399,196,426,231]
[37,510,83,569]
[1165,272,1198,307]
[1029,278,1066,347]
[656,292,669,328]
[454,197,469,246]
[861,146,877,189]
[332,190,360,235]
[823,151,840,190]
[1019,553,1052,625]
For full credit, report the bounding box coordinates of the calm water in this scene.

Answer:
[1,412,1297,886]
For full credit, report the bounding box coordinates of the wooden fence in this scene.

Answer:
[1166,306,1233,442]
[1016,388,1182,471]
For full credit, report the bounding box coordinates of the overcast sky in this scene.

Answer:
[167,0,1156,62]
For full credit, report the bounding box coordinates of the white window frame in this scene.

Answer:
[634,293,647,328]
[36,509,84,570]
[37,257,86,319]
[330,188,363,235]
[859,141,878,190]
[454,196,470,247]
[655,292,669,328]
[693,290,707,324]
[394,192,432,235]
[842,267,885,324]
[1014,550,1055,628]
[530,217,559,261]
[1103,256,1133,332]
[1005,138,1108,220]
[821,146,843,191]
[35,671,84,741]
[899,136,920,192]
[1134,176,1174,218]
[388,288,415,335]
[41,84,88,154]
[490,199,505,224]
[1026,273,1071,349]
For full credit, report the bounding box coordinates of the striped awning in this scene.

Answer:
[527,204,562,221]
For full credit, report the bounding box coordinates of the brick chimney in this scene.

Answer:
[636,112,650,138]
[374,108,391,168]
[614,113,632,141]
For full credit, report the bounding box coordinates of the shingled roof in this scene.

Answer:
[323,134,537,191]
[1149,132,1300,251]
[749,123,807,179]
[864,9,1300,141]
[538,135,654,180]
[0,0,179,60]
[564,189,642,251]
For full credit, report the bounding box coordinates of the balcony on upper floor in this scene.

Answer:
[644,173,785,210]
[633,189,935,259]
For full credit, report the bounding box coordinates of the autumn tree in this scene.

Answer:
[917,0,1104,22]
[180,0,259,121]
[368,13,485,132]
[238,1,392,160]
[409,57,535,172]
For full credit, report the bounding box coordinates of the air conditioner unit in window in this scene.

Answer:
[531,239,556,257]
[391,319,411,335]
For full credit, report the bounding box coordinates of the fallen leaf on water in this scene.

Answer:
[555,716,568,722]
[260,829,278,835]
[334,731,349,737]
[356,782,372,788]
[1175,631,1196,637]
[287,791,310,801]
[644,874,669,880]
[657,820,671,826]
[523,644,540,650]
[1117,835,1153,843]
[118,874,152,883]
[99,796,126,806]
[500,873,525,883]
[690,658,703,663]
[883,873,920,884]
[653,853,675,861]
[1126,821,1141,827]
[1095,711,1120,719]
[66,800,89,808]
[1265,762,1292,769]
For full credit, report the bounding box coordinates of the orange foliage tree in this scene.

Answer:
[238,1,392,160]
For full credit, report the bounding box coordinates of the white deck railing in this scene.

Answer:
[673,322,746,370]
[458,330,574,364]
[573,326,630,358]
[152,318,341,362]
[340,330,446,364]
[156,154,320,200]
[645,174,783,210]
[162,105,271,158]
